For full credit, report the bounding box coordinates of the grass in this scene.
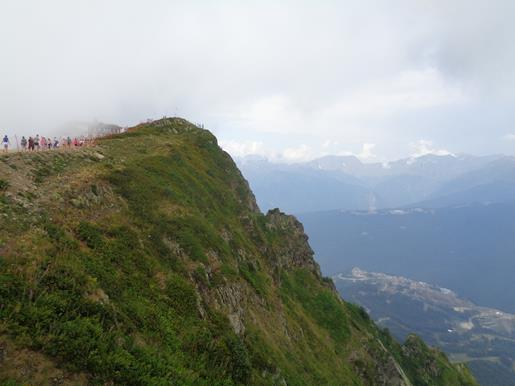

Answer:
[0,118,478,386]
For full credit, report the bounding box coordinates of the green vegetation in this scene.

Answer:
[0,179,8,191]
[281,269,351,346]
[0,118,478,385]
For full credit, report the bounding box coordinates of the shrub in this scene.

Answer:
[77,222,104,249]
[166,274,198,316]
[0,179,8,191]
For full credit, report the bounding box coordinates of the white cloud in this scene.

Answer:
[281,144,314,163]
[503,134,515,141]
[319,68,468,121]
[219,140,266,158]
[358,143,377,161]
[219,140,315,163]
[221,68,469,140]
[0,1,514,158]
[410,139,454,158]
[221,139,380,164]
[224,96,301,134]
[322,140,339,149]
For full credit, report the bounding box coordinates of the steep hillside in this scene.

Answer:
[0,118,477,385]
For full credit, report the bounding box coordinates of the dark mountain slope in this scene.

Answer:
[238,153,515,213]
[0,118,476,385]
[410,157,515,208]
[238,159,371,213]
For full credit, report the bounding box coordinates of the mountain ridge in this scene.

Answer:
[0,118,477,385]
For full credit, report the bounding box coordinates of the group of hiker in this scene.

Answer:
[2,134,95,153]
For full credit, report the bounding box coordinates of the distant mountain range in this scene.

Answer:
[333,268,515,386]
[237,153,515,213]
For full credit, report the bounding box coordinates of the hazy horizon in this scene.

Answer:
[231,146,514,164]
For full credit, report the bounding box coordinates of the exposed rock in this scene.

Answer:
[214,283,246,335]
[86,288,109,304]
[266,208,322,277]
[349,339,411,386]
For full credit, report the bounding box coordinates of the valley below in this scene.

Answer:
[298,204,515,314]
[334,268,515,386]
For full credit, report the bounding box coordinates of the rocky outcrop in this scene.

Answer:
[214,283,247,335]
[265,208,322,277]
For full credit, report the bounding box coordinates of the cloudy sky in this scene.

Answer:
[1,0,515,161]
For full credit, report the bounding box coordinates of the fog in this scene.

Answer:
[1,1,515,160]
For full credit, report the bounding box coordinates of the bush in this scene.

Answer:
[76,222,104,249]
[166,274,198,316]
[227,335,251,383]
[48,317,113,371]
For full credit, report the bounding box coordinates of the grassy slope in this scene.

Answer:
[0,118,477,385]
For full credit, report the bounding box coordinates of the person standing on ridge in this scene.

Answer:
[21,136,27,151]
[28,136,35,151]
[20,135,27,151]
[34,135,40,151]
[2,135,9,153]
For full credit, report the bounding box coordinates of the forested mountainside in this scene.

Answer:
[0,118,477,385]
